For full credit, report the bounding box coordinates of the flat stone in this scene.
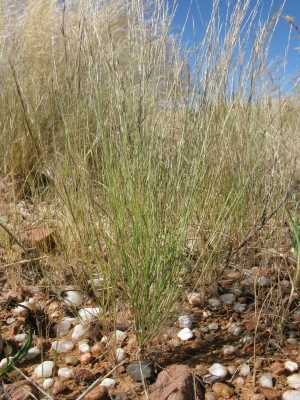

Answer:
[127,360,156,382]
[3,381,39,400]
[270,361,286,375]
[84,385,109,400]
[150,364,204,400]
[283,390,300,400]
[259,387,282,400]
[212,382,235,398]
[287,374,300,389]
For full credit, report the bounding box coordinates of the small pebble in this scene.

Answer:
[75,369,95,385]
[188,292,202,306]
[287,374,300,389]
[200,325,209,333]
[209,363,228,378]
[230,286,243,296]
[208,322,219,331]
[53,320,72,337]
[220,293,235,305]
[52,381,67,395]
[282,390,300,400]
[178,327,194,341]
[233,303,247,312]
[280,280,290,287]
[58,367,75,379]
[34,361,54,378]
[227,365,236,375]
[169,339,181,348]
[14,333,27,342]
[116,348,127,363]
[236,377,245,386]
[203,310,212,317]
[208,298,221,308]
[51,341,74,353]
[205,334,215,342]
[285,361,299,373]
[196,365,208,375]
[178,315,192,328]
[241,335,254,344]
[257,276,272,287]
[212,382,234,398]
[84,386,108,400]
[270,361,286,375]
[223,345,237,356]
[205,392,217,400]
[228,323,242,336]
[240,363,251,377]
[80,353,93,365]
[250,395,265,400]
[114,330,127,342]
[259,372,273,388]
[25,347,41,360]
[64,290,84,307]
[43,378,54,390]
[78,307,102,325]
[79,341,90,353]
[101,378,116,389]
[287,338,298,345]
[65,355,80,366]
[91,342,104,355]
[72,324,87,340]
[126,361,156,382]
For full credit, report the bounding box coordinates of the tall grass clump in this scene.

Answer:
[0,0,298,354]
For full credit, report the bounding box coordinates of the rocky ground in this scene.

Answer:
[1,174,300,399]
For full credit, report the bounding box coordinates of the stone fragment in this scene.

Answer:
[84,385,109,400]
[283,390,300,400]
[205,392,217,400]
[113,393,128,400]
[223,345,237,355]
[25,347,41,360]
[22,224,56,251]
[80,352,93,365]
[220,293,235,304]
[34,361,54,378]
[212,382,234,399]
[270,361,286,376]
[3,380,39,400]
[250,395,266,400]
[208,363,228,378]
[240,363,251,377]
[208,298,221,308]
[127,360,156,382]
[188,292,202,306]
[257,276,272,287]
[285,361,298,373]
[178,327,194,341]
[43,378,54,390]
[101,378,116,389]
[259,387,281,400]
[150,364,204,400]
[72,324,87,340]
[53,320,72,337]
[58,367,75,379]
[287,374,300,389]
[115,348,127,362]
[52,381,67,395]
[259,372,273,388]
[65,355,80,366]
[51,340,74,353]
[178,315,193,328]
[75,369,95,385]
[78,307,102,325]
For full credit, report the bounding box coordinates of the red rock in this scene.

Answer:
[270,361,286,376]
[150,364,205,400]
[3,380,39,400]
[22,224,56,251]
[259,387,281,400]
[84,385,109,400]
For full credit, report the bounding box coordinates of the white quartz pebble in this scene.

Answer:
[79,341,90,353]
[64,290,84,307]
[228,323,242,336]
[114,330,127,342]
[72,324,87,340]
[259,372,273,388]
[208,363,228,378]
[240,363,251,377]
[208,298,221,308]
[43,378,54,390]
[283,390,300,400]
[25,347,41,360]
[287,374,300,389]
[34,361,54,378]
[233,303,246,312]
[178,328,194,341]
[285,361,299,373]
[115,348,127,363]
[208,322,219,331]
[51,340,74,353]
[14,333,27,342]
[223,345,237,355]
[101,378,116,389]
[14,301,34,314]
[58,367,75,379]
[78,307,102,325]
[53,320,71,337]
[220,293,235,304]
[178,315,192,329]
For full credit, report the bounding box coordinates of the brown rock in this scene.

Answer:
[212,382,235,399]
[22,224,56,251]
[270,361,286,376]
[75,369,95,385]
[259,387,281,400]
[150,364,205,400]
[3,380,39,400]
[52,381,67,395]
[84,385,109,400]
[250,395,266,400]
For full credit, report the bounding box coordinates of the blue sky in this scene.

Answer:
[168,0,300,92]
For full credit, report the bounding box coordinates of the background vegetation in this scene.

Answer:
[0,0,299,354]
